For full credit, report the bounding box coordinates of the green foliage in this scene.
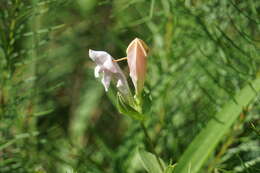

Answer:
[138,148,165,173]
[0,0,259,173]
[116,93,145,121]
[175,78,260,173]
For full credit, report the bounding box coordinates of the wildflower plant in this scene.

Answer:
[89,38,150,122]
[89,38,165,170]
[1,0,260,173]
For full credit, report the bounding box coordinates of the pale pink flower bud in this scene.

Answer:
[89,49,131,96]
[126,38,149,95]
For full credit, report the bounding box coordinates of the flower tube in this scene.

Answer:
[89,49,131,98]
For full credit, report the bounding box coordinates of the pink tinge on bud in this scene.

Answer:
[126,38,149,95]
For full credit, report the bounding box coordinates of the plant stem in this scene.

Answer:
[140,122,164,172]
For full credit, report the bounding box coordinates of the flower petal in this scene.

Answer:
[94,66,101,78]
[103,58,118,73]
[89,49,112,66]
[116,78,127,94]
[89,49,132,101]
[126,38,149,95]
[101,72,112,92]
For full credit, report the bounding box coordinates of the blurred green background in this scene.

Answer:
[0,0,260,172]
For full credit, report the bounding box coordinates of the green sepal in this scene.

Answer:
[141,88,152,115]
[117,93,145,121]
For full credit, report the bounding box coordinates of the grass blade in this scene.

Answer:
[174,78,260,173]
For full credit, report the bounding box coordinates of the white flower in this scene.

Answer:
[89,49,131,96]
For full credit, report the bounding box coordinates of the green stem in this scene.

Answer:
[140,122,164,172]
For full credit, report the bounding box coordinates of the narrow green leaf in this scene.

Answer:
[138,148,165,173]
[33,108,54,117]
[23,24,65,37]
[175,78,260,173]
[0,132,39,151]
